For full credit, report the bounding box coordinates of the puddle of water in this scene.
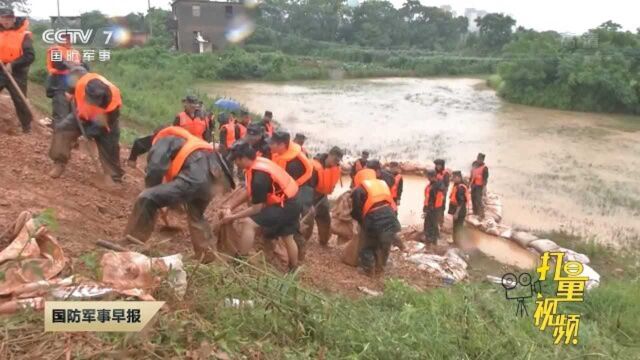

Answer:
[202,78,640,245]
[468,229,538,270]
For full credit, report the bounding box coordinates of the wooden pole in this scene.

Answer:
[0,62,35,122]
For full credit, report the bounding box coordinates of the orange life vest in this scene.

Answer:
[312,159,341,195]
[178,111,208,139]
[390,174,402,199]
[264,121,274,137]
[152,126,214,183]
[245,157,299,206]
[74,73,122,122]
[449,183,471,208]
[238,123,247,138]
[221,122,237,148]
[0,19,30,64]
[271,142,314,186]
[46,44,81,75]
[361,179,396,216]
[424,183,445,208]
[471,164,487,186]
[436,169,451,182]
[353,168,376,188]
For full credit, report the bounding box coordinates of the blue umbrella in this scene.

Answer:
[214,98,242,111]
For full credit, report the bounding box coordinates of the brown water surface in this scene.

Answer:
[202,78,640,246]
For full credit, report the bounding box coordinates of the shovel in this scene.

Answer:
[0,62,36,125]
[69,100,113,186]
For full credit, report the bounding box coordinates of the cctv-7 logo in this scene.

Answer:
[103,30,113,46]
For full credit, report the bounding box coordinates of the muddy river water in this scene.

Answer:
[202,78,640,249]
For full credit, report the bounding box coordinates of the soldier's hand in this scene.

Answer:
[218,207,231,219]
[220,215,234,225]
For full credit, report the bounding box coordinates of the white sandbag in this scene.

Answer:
[580,263,601,290]
[404,240,426,254]
[406,252,468,282]
[466,216,482,227]
[445,248,468,270]
[528,239,560,253]
[485,227,501,236]
[558,247,591,265]
[511,231,538,247]
[499,228,513,239]
[483,193,501,206]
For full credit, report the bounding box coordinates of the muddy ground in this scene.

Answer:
[0,93,447,299]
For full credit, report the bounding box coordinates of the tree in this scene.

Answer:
[475,13,516,53]
[0,0,29,13]
[498,25,640,114]
[399,1,467,50]
[286,0,347,41]
[123,12,146,32]
[80,10,109,30]
[146,8,174,48]
[349,0,403,48]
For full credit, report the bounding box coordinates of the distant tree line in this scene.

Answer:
[22,0,640,115]
[255,0,515,54]
[497,21,640,114]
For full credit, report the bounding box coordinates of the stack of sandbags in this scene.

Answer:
[396,162,426,175]
[0,211,186,314]
[483,193,503,223]
[464,191,601,290]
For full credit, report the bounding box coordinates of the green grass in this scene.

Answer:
[4,257,638,359]
[487,74,504,92]
[2,214,639,359]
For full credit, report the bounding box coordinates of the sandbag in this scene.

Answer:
[332,190,353,219]
[466,216,482,227]
[0,213,66,297]
[100,252,186,293]
[341,228,363,267]
[581,263,600,290]
[499,228,513,239]
[331,190,355,242]
[528,239,560,253]
[558,247,591,265]
[511,231,538,248]
[484,208,503,223]
[331,219,354,239]
[485,227,501,236]
[272,240,290,265]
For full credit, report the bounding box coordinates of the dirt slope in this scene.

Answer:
[0,93,439,298]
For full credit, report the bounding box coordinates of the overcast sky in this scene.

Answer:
[26,0,639,35]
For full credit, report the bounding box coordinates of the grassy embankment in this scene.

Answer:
[2,226,639,358]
